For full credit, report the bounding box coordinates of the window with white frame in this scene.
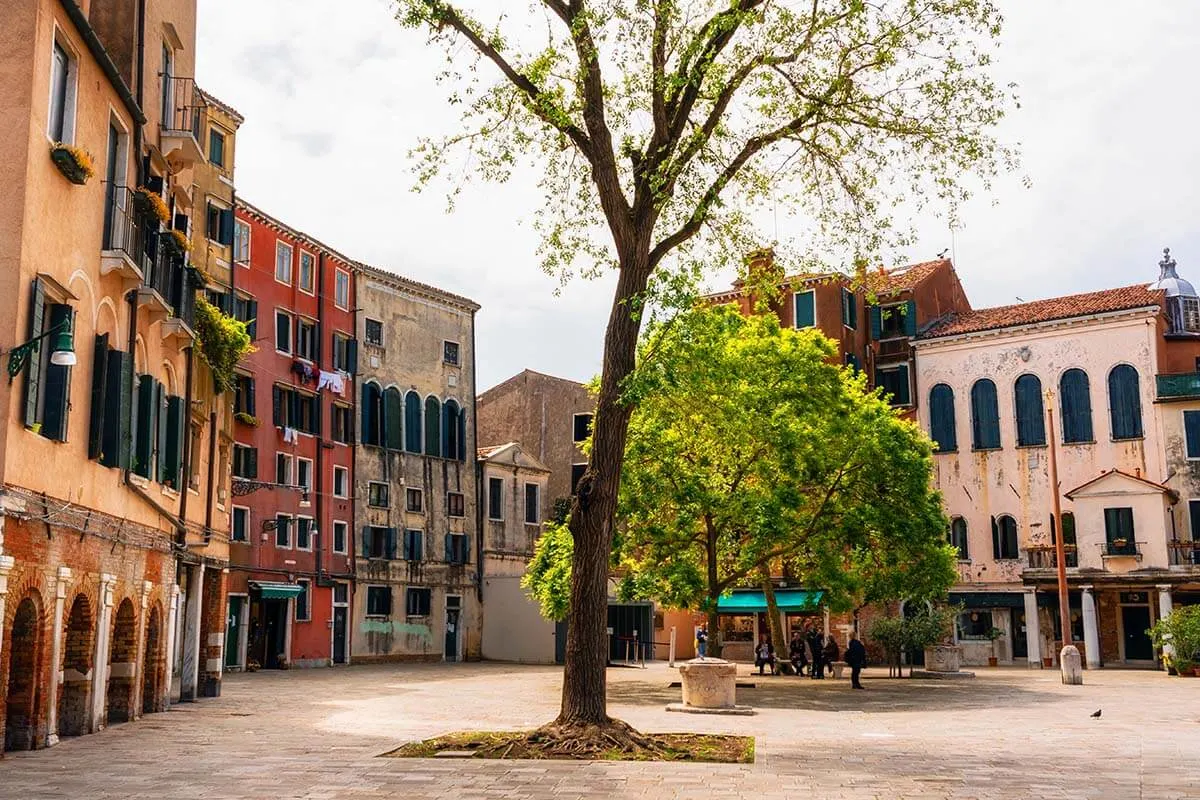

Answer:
[275,310,292,354]
[294,579,311,621]
[525,483,540,525]
[233,219,250,264]
[231,506,249,542]
[275,452,293,486]
[299,251,315,293]
[366,586,391,616]
[443,341,460,366]
[295,317,317,361]
[275,241,293,284]
[364,318,383,347]
[48,36,78,144]
[297,458,312,499]
[274,514,292,548]
[1184,410,1200,459]
[406,488,423,513]
[368,481,389,508]
[295,516,313,550]
[332,465,348,498]
[335,269,350,309]
[332,520,348,554]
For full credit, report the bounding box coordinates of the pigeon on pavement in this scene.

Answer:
[1090,709,1102,718]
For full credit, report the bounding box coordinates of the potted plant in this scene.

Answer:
[234,412,260,427]
[161,228,191,258]
[986,626,1005,667]
[1112,537,1129,550]
[133,186,171,225]
[1149,606,1200,676]
[49,142,94,185]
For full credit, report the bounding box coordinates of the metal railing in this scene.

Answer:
[161,76,202,139]
[1156,372,1200,400]
[1102,539,1141,558]
[1024,544,1078,569]
[1168,540,1200,566]
[102,184,142,263]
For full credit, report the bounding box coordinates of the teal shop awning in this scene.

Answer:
[250,581,306,599]
[717,590,823,613]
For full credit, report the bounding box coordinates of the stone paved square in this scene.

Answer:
[3,663,1199,799]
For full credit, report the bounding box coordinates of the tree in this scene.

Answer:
[868,604,958,677]
[613,305,954,658]
[522,521,575,621]
[399,0,1013,735]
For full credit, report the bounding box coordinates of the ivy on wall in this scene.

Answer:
[193,296,251,394]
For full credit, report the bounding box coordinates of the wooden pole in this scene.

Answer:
[1045,390,1072,647]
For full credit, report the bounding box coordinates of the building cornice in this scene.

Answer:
[912,306,1160,349]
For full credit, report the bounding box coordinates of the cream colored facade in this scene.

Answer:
[478,442,555,663]
[0,0,232,751]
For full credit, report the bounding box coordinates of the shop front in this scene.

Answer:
[715,589,823,662]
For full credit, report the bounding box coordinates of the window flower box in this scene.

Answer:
[133,187,171,224]
[50,143,94,185]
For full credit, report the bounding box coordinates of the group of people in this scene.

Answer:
[750,627,867,689]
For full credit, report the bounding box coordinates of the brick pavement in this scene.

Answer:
[3,662,1199,799]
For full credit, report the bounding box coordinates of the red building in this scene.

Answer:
[224,201,357,669]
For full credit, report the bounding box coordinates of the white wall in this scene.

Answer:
[480,575,556,664]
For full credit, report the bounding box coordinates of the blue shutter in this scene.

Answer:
[362,526,373,556]
[903,300,918,337]
[444,533,453,563]
[1014,374,1046,447]
[386,527,398,560]
[794,291,815,328]
[869,305,882,340]
[1185,411,1200,458]
[971,379,1000,450]
[1059,369,1093,443]
[1107,365,1143,440]
[929,384,957,452]
[894,364,911,406]
[405,392,422,452]
[385,388,403,450]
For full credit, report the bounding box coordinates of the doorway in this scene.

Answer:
[445,595,461,662]
[142,605,163,715]
[250,598,288,669]
[1121,604,1153,662]
[106,598,137,724]
[332,583,348,665]
[1011,607,1028,660]
[59,594,94,738]
[5,595,42,751]
[225,596,243,669]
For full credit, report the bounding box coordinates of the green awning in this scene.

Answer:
[717,590,823,613]
[250,581,305,599]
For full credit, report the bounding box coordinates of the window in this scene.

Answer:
[949,517,969,560]
[573,413,594,443]
[160,43,174,127]
[794,290,815,328]
[441,341,461,367]
[875,364,911,407]
[447,492,465,518]
[368,481,389,508]
[445,533,469,565]
[363,526,393,559]
[231,506,249,543]
[1184,410,1200,459]
[991,515,1018,560]
[488,477,504,520]
[208,128,225,167]
[525,483,540,524]
[232,444,257,478]
[571,464,587,494]
[295,517,312,550]
[1184,296,1200,332]
[385,388,404,451]
[360,382,383,446]
[272,385,319,434]
[406,488,423,513]
[406,587,432,616]
[957,611,993,640]
[1059,369,1093,444]
[403,529,423,562]
[233,220,250,264]
[425,396,442,456]
[294,580,310,621]
[298,252,315,293]
[1107,364,1143,440]
[275,310,292,353]
[22,281,74,442]
[335,269,350,309]
[928,384,957,453]
[970,379,1001,450]
[844,353,861,374]
[331,404,353,444]
[275,514,292,548]
[1103,507,1136,555]
[275,241,293,284]
[297,458,312,498]
[332,465,348,498]
[1013,374,1046,447]
[295,318,317,361]
[331,333,355,373]
[332,521,348,554]
[233,294,257,338]
[275,452,293,486]
[872,301,916,339]
[234,374,255,416]
[364,318,383,346]
[443,399,464,460]
[404,391,423,453]
[841,287,857,330]
[366,586,392,617]
[48,39,77,143]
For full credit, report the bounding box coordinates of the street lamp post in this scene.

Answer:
[1045,389,1082,685]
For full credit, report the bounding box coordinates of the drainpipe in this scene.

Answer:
[179,345,193,524]
[315,251,326,585]
[471,308,483,604]
[204,410,216,541]
[133,0,145,181]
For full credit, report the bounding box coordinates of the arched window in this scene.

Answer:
[1107,364,1143,440]
[424,396,441,457]
[443,399,466,461]
[1059,369,1093,444]
[361,382,383,447]
[383,387,403,451]
[404,391,422,453]
[992,514,1018,560]
[1013,374,1045,447]
[949,517,969,560]
[970,379,1001,450]
[928,384,957,452]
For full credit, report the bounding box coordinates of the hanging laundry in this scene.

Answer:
[282,427,299,444]
[317,370,345,395]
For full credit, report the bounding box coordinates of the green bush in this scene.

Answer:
[1149,605,1200,673]
[194,296,252,394]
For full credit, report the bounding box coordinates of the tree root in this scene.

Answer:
[475,718,669,759]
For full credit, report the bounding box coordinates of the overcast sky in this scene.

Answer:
[195,1,1200,391]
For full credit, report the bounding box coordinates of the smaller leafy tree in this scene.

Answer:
[523,522,575,622]
[194,296,252,394]
[868,605,958,677]
[1149,605,1200,673]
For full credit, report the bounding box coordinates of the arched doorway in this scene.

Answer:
[5,595,42,751]
[58,594,94,737]
[142,604,163,715]
[106,599,137,724]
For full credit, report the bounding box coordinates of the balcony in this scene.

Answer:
[100,185,144,289]
[159,76,204,165]
[1156,372,1200,401]
[1101,540,1142,561]
[1024,544,1078,570]
[1168,540,1200,567]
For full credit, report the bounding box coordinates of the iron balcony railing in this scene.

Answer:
[1024,544,1078,569]
[142,238,174,301]
[1102,539,1141,558]
[1156,372,1200,400]
[101,184,143,264]
[1168,540,1200,566]
[161,76,202,139]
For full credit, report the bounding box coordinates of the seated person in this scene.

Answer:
[789,634,808,676]
[754,635,777,675]
[823,635,840,675]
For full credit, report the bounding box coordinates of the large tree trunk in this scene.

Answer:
[760,567,792,674]
[556,255,652,728]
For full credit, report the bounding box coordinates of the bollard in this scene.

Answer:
[669,626,677,667]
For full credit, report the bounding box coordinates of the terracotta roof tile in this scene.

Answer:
[921,284,1162,339]
[863,259,950,295]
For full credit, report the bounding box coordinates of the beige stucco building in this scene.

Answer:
[351,264,482,663]
[0,0,233,753]
[914,255,1200,669]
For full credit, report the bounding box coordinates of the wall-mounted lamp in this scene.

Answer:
[5,317,75,380]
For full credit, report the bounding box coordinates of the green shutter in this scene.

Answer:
[869,305,882,340]
[895,364,911,406]
[425,397,441,456]
[155,381,169,482]
[100,349,132,469]
[362,526,373,556]
[385,389,403,450]
[22,279,46,428]
[165,396,184,489]
[88,335,109,459]
[903,300,918,337]
[134,375,155,478]
[386,527,398,560]
[41,305,73,441]
[405,392,422,452]
[794,291,815,328]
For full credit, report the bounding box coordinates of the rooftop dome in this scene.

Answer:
[1149,248,1197,297]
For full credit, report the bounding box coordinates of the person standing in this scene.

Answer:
[696,625,708,658]
[846,633,867,689]
[807,626,825,680]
